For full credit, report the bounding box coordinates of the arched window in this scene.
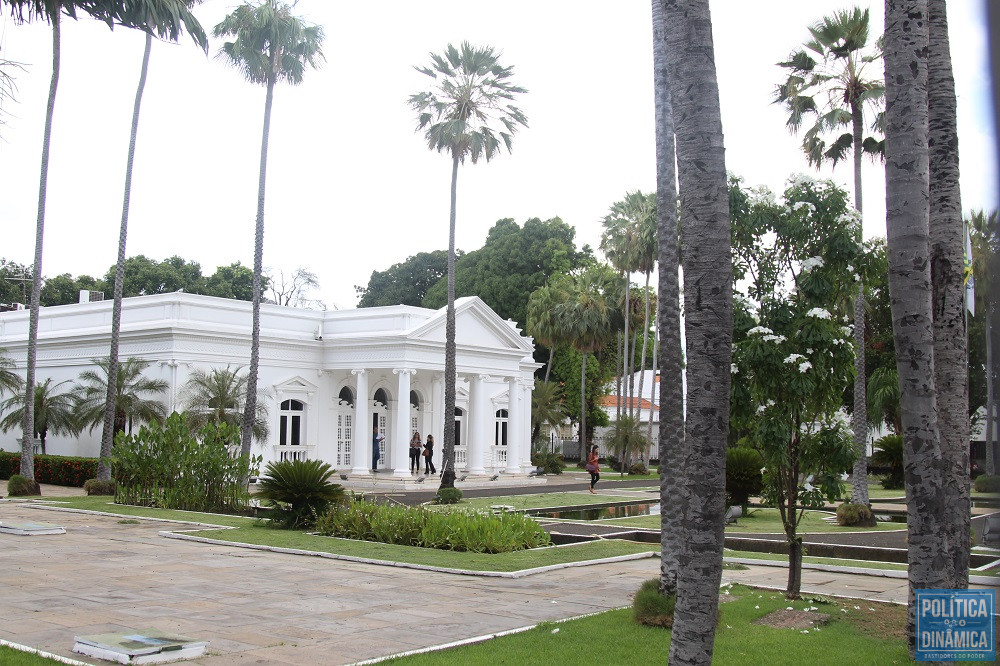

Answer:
[373,388,389,408]
[279,399,304,446]
[338,386,355,407]
[495,409,509,446]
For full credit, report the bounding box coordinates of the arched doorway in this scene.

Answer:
[372,388,390,470]
[335,387,354,468]
[454,406,466,470]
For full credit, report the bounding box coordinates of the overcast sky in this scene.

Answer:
[0,1,994,310]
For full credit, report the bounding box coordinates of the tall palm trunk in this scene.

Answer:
[646,324,658,446]
[579,352,587,456]
[623,278,631,417]
[637,270,651,423]
[98,32,153,482]
[241,61,276,459]
[20,10,61,482]
[848,96,870,505]
[616,333,623,419]
[986,314,996,475]
[928,0,969,590]
[884,0,949,653]
[440,152,460,490]
[652,0,682,598]
[543,346,554,383]
[663,0,732,661]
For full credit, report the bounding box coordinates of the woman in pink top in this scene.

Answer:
[586,445,600,494]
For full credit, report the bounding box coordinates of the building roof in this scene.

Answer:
[598,396,659,411]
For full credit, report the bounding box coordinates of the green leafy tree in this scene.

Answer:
[204,262,256,301]
[6,0,211,483]
[98,5,208,481]
[409,42,527,489]
[0,259,31,304]
[356,250,450,308]
[214,0,324,459]
[729,175,861,599]
[0,378,79,454]
[529,380,565,445]
[181,366,269,443]
[527,274,573,383]
[968,210,998,475]
[775,6,885,507]
[40,272,103,306]
[0,348,22,397]
[104,255,205,296]
[72,357,167,437]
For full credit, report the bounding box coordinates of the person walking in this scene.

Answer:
[409,431,423,473]
[423,434,437,475]
[586,444,600,494]
[372,426,383,472]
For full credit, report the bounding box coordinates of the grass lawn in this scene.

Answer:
[0,646,62,666]
[593,508,904,534]
[383,584,933,665]
[724,549,908,572]
[444,492,647,512]
[31,497,656,573]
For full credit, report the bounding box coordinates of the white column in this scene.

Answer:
[431,373,444,473]
[467,374,489,475]
[392,368,415,478]
[506,376,522,474]
[521,379,535,473]
[351,369,370,476]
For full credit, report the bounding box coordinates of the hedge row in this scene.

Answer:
[0,452,97,487]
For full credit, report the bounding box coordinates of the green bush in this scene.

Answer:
[6,474,40,496]
[112,412,259,514]
[628,462,648,475]
[726,447,764,510]
[83,478,117,496]
[315,500,551,553]
[633,579,676,628]
[836,502,876,527]
[871,435,904,489]
[435,487,463,504]
[0,452,97,487]
[531,450,564,475]
[973,475,1000,493]
[254,459,345,528]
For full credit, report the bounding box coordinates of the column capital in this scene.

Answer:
[350,368,367,377]
[476,373,492,382]
[392,367,416,376]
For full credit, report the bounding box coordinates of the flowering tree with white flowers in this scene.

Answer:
[729,174,861,599]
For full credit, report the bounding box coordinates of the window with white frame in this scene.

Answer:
[495,409,508,446]
[279,399,305,446]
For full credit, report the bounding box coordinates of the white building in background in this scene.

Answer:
[0,293,539,477]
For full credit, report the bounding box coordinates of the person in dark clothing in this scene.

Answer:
[423,434,437,475]
[586,445,600,493]
[409,431,423,473]
[372,426,383,471]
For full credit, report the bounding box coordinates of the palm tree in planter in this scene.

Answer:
[73,357,167,438]
[0,378,79,454]
[97,1,208,482]
[774,6,884,505]
[409,42,528,489]
[181,366,270,443]
[5,0,209,483]
[213,0,324,459]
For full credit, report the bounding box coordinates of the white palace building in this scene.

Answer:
[0,293,540,478]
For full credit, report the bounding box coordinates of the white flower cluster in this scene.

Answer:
[787,173,818,188]
[792,201,816,216]
[800,256,825,273]
[840,326,853,336]
[756,399,776,415]
[832,337,850,346]
[749,187,776,207]
[748,326,773,336]
[799,361,812,373]
[731,363,739,374]
[784,353,805,364]
[806,307,832,320]
[836,208,863,228]
[762,334,787,343]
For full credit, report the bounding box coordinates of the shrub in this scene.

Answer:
[871,435,904,490]
[726,447,764,511]
[633,579,676,628]
[254,459,345,528]
[607,454,620,470]
[113,413,259,514]
[530,450,564,475]
[973,475,1000,493]
[628,462,648,475]
[836,502,876,527]
[0,452,97,487]
[6,474,40,496]
[83,478,117,496]
[315,500,551,553]
[435,487,463,504]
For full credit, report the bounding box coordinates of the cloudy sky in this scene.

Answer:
[0,1,994,309]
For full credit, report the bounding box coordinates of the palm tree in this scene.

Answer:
[213,0,324,460]
[5,0,210,482]
[969,210,998,475]
[181,366,269,443]
[0,378,78,454]
[530,380,564,446]
[884,0,949,651]
[97,2,208,482]
[0,348,22,398]
[555,268,612,461]
[409,42,527,489]
[774,6,884,507]
[662,0,733,661]
[526,277,569,383]
[651,0,683,600]
[73,357,167,438]
[928,0,970,591]
[867,365,901,434]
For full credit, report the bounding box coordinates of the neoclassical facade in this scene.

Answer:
[0,293,539,477]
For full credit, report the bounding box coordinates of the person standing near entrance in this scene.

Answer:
[423,434,436,475]
[372,426,383,471]
[586,445,600,494]
[409,431,423,473]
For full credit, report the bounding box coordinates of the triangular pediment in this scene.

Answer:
[273,375,318,393]
[409,297,533,353]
